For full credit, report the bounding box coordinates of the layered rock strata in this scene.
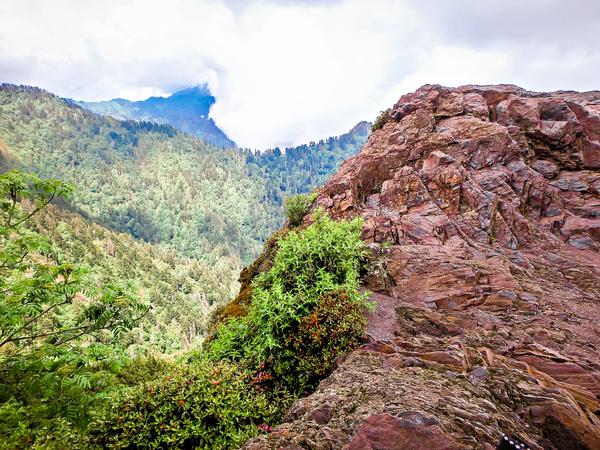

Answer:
[245,85,600,449]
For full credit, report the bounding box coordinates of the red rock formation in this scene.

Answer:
[245,85,600,449]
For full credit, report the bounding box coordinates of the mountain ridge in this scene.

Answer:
[75,84,236,148]
[243,83,600,449]
[0,82,369,264]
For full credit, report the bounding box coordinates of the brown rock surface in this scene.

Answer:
[244,85,600,449]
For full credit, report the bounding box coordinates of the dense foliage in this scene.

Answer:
[0,84,267,265]
[283,191,317,226]
[208,211,369,394]
[88,358,280,449]
[0,83,368,353]
[89,211,370,448]
[245,121,369,208]
[0,84,368,269]
[0,84,372,448]
[28,204,235,353]
[0,171,148,448]
[0,172,370,448]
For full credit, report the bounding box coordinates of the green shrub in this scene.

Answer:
[208,212,369,394]
[204,228,290,344]
[114,356,172,387]
[283,191,318,227]
[87,358,280,449]
[278,289,367,390]
[371,108,391,131]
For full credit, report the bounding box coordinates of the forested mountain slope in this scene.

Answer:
[0,84,368,267]
[247,121,370,206]
[29,203,236,354]
[0,83,368,353]
[0,84,369,448]
[76,85,236,148]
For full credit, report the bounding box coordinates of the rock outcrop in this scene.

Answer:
[244,85,600,449]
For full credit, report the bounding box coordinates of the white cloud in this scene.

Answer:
[1,0,599,148]
[209,0,422,148]
[388,46,511,102]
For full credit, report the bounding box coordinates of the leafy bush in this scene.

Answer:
[87,358,280,449]
[371,108,391,131]
[114,356,172,387]
[281,289,367,389]
[204,228,290,343]
[208,211,369,394]
[0,170,149,447]
[283,191,318,227]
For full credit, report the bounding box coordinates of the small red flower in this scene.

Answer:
[258,423,273,432]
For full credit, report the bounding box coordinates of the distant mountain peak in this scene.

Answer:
[170,84,212,98]
[77,84,234,148]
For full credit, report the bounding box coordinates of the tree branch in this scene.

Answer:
[0,296,74,348]
[9,192,56,228]
[0,250,30,270]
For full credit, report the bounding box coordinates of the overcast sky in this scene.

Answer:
[1,0,599,149]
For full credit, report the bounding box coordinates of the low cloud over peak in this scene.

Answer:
[1,0,599,149]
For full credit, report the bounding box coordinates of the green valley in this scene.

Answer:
[0,84,368,267]
[0,82,370,448]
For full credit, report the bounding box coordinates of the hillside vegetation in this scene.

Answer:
[0,84,368,267]
[0,83,372,447]
[0,85,271,266]
[0,170,371,448]
[29,204,235,354]
[0,83,368,354]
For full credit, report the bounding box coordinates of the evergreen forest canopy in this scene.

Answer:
[0,83,368,353]
[0,83,372,447]
[0,84,368,268]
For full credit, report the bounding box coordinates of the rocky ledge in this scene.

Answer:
[244,85,600,449]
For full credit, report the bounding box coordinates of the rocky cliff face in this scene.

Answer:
[245,85,600,450]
